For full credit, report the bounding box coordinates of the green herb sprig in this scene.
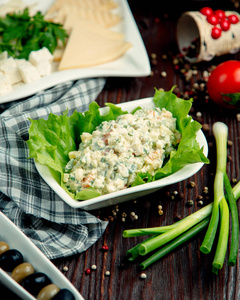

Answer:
[0,8,68,59]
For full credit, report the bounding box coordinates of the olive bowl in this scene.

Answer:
[0,212,84,300]
[35,97,209,210]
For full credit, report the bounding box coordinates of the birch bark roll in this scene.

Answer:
[176,11,240,63]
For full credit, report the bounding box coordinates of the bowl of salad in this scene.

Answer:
[27,87,209,210]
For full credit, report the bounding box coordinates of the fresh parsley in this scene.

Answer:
[0,8,68,59]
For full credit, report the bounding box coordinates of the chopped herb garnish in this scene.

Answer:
[0,8,68,59]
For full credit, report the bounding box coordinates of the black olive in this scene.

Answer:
[21,272,52,296]
[52,289,75,300]
[0,249,23,272]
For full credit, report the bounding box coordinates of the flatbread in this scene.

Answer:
[58,21,132,70]
[49,4,121,28]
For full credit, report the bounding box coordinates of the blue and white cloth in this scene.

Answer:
[0,78,108,260]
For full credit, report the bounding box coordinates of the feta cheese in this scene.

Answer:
[29,47,53,65]
[28,48,53,77]
[0,74,12,95]
[35,60,52,77]
[0,51,8,61]
[0,57,22,84]
[18,63,40,83]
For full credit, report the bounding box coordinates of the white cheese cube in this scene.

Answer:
[0,51,8,61]
[0,57,22,84]
[15,58,29,66]
[18,63,40,83]
[0,57,17,71]
[29,47,53,65]
[35,60,52,77]
[5,66,22,85]
[0,74,12,95]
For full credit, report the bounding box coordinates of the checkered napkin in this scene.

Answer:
[0,78,108,260]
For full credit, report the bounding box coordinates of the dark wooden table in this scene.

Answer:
[4,1,238,299]
[53,1,240,300]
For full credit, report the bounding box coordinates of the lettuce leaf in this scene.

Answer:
[27,87,209,201]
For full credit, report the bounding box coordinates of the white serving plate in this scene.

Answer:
[35,97,209,210]
[0,212,84,300]
[0,0,151,104]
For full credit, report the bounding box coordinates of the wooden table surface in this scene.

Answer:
[53,1,240,300]
[3,1,240,299]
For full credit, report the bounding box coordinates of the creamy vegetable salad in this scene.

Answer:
[63,107,181,195]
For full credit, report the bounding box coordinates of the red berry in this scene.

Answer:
[214,10,225,20]
[200,7,213,17]
[207,15,219,25]
[85,268,91,275]
[228,14,239,24]
[211,27,222,39]
[220,19,230,31]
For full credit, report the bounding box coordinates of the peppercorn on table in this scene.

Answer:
[1,0,240,299]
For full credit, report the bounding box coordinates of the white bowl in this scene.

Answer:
[35,97,208,210]
[0,212,84,300]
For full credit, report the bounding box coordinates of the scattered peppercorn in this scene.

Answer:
[140,272,147,279]
[105,271,110,276]
[91,265,97,270]
[231,178,238,185]
[202,124,210,132]
[186,200,194,207]
[85,268,91,275]
[102,245,109,251]
[63,266,68,272]
[188,181,196,188]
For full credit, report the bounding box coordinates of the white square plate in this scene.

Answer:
[35,97,209,210]
[0,212,84,300]
[0,0,151,104]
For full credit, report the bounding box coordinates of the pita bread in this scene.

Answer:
[50,4,121,28]
[58,21,132,70]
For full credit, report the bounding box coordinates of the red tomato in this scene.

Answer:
[207,60,240,109]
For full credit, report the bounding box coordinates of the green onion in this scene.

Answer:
[139,218,210,270]
[138,204,213,256]
[123,181,240,270]
[127,235,157,261]
[200,122,228,254]
[123,223,178,238]
[224,173,239,266]
[212,198,229,270]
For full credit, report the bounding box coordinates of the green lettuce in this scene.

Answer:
[27,87,209,201]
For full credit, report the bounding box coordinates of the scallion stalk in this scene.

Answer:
[212,197,229,269]
[224,173,239,266]
[200,122,228,254]
[138,205,213,256]
[139,217,210,270]
[123,223,179,238]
